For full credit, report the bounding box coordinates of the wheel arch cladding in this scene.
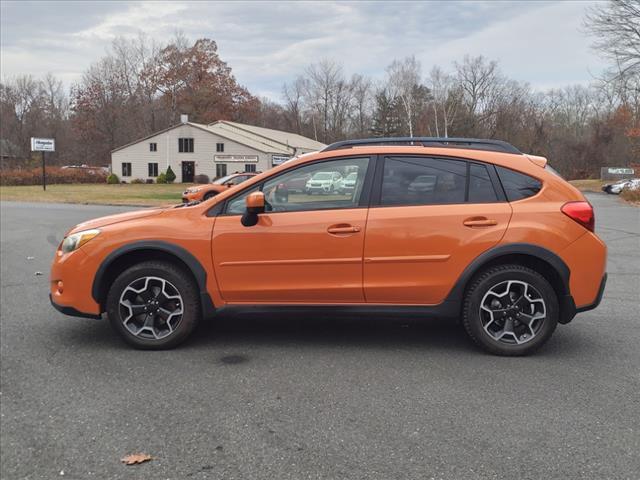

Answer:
[92,241,216,318]
[446,243,575,322]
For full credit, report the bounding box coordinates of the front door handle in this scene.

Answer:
[327,224,361,235]
[463,217,498,227]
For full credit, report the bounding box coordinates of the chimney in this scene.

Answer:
[180,114,188,124]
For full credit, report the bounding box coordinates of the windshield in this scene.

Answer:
[312,173,332,180]
[213,174,236,185]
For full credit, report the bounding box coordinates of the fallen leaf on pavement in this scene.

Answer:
[121,453,152,465]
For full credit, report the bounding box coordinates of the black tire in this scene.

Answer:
[106,261,201,349]
[203,191,217,201]
[462,264,558,356]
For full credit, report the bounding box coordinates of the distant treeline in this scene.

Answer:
[0,0,638,178]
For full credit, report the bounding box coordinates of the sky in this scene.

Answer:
[0,0,608,100]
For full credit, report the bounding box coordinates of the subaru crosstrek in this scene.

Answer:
[50,137,607,355]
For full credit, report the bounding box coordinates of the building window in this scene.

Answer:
[216,143,224,152]
[149,142,157,152]
[244,164,257,173]
[148,162,158,177]
[178,138,194,153]
[216,163,227,178]
[122,163,132,177]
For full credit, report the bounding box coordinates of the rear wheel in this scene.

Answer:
[106,261,201,349]
[462,264,558,356]
[203,191,217,201]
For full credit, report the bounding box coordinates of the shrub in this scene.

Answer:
[165,166,176,183]
[106,173,119,184]
[131,178,145,184]
[0,167,107,186]
[145,178,154,184]
[620,188,640,203]
[156,172,167,184]
[194,174,210,184]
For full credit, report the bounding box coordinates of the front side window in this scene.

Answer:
[148,163,158,177]
[225,157,369,215]
[178,138,194,153]
[122,163,132,177]
[496,166,542,201]
[381,156,466,206]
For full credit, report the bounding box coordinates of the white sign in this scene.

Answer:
[214,155,258,163]
[608,167,634,175]
[272,155,291,166]
[31,138,55,152]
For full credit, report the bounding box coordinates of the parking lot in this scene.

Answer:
[1,193,638,480]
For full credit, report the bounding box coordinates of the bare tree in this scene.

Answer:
[386,56,422,137]
[584,0,640,79]
[428,66,462,137]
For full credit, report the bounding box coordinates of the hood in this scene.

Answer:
[69,208,166,233]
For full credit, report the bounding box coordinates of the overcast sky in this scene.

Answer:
[1,0,607,99]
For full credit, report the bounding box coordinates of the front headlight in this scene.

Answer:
[60,229,101,253]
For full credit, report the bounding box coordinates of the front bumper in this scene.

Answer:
[50,294,101,319]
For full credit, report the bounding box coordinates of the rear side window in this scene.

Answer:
[381,157,467,205]
[496,166,542,201]
[468,163,498,203]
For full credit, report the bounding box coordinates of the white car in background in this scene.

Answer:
[305,171,342,194]
[337,172,358,194]
[602,178,640,194]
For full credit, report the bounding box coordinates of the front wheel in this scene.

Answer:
[106,261,201,349]
[462,265,558,356]
[203,191,217,201]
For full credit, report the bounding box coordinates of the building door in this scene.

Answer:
[181,161,195,183]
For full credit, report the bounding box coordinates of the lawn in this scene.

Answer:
[0,183,190,206]
[0,179,622,207]
[568,179,606,192]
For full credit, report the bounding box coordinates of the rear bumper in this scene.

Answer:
[576,273,607,313]
[50,294,101,319]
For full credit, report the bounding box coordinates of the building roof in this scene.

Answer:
[210,121,326,152]
[111,120,324,155]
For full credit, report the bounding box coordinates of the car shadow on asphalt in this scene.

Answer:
[58,311,593,358]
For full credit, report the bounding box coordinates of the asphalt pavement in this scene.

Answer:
[1,194,639,480]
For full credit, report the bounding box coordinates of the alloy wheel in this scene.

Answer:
[479,280,546,345]
[118,276,183,340]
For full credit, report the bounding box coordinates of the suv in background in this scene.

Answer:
[182,172,258,202]
[50,137,607,356]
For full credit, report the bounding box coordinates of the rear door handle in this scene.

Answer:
[327,224,361,235]
[463,217,498,227]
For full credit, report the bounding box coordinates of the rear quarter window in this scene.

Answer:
[496,166,542,201]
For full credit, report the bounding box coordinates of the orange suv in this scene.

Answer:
[50,138,607,355]
[182,172,258,202]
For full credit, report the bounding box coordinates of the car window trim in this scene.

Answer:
[216,155,376,217]
[370,154,507,208]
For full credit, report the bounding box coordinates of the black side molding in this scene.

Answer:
[50,294,102,320]
[91,241,216,319]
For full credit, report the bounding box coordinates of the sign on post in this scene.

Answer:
[31,137,55,191]
[31,138,55,152]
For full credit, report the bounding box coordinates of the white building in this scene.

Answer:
[111,117,325,183]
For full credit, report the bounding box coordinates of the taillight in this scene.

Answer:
[561,201,594,232]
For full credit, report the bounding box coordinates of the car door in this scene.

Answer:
[212,156,372,304]
[363,156,512,305]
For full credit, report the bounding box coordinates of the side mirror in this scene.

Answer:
[241,191,265,227]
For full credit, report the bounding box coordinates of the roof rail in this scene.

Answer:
[321,137,522,155]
